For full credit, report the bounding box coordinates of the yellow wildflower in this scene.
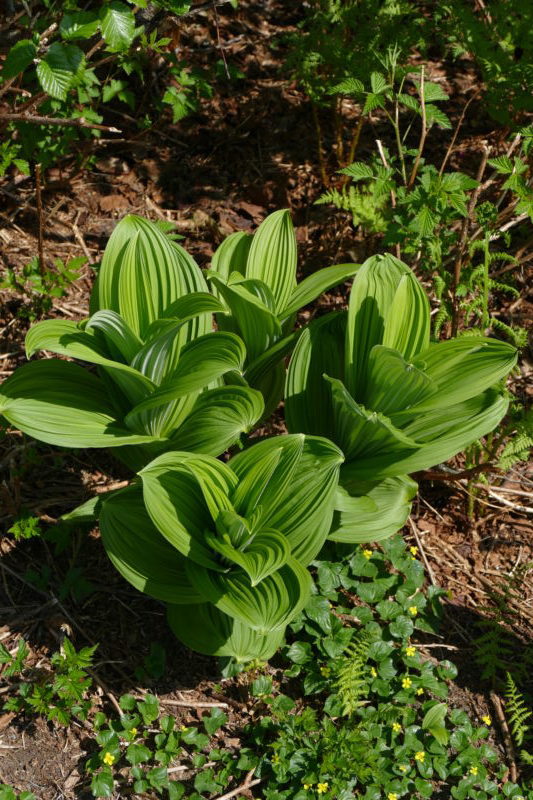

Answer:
[130,727,138,737]
[415,751,425,762]
[303,784,312,791]
[481,715,492,726]
[362,549,373,560]
[103,752,115,766]
[416,687,424,695]
[405,646,416,657]
[399,764,409,773]
[317,783,329,794]
[408,605,418,616]
[272,753,280,764]
[370,667,377,678]
[402,677,412,689]
[470,766,478,776]
[180,724,188,732]
[392,722,402,733]
[388,794,398,800]
[320,665,331,677]
[410,546,418,556]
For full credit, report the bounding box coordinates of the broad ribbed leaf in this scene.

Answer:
[167,603,284,661]
[326,376,419,461]
[344,389,509,479]
[139,452,236,567]
[125,331,246,424]
[365,346,435,415]
[86,310,142,363]
[205,527,290,586]
[93,215,208,340]
[281,263,360,319]
[246,210,297,313]
[0,360,159,448]
[99,0,135,50]
[169,385,264,454]
[207,273,281,362]
[230,434,344,564]
[395,337,517,417]
[285,312,346,439]
[99,487,201,604]
[36,42,84,101]
[186,556,311,633]
[211,231,253,285]
[245,329,302,388]
[329,476,417,543]
[382,271,430,360]
[161,291,225,321]
[345,254,411,400]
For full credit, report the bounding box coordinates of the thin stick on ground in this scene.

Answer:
[407,65,426,191]
[439,90,480,176]
[35,163,45,275]
[159,698,229,709]
[408,517,437,586]
[490,690,518,783]
[0,112,121,132]
[214,771,263,800]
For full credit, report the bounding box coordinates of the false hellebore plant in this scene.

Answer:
[286,253,517,544]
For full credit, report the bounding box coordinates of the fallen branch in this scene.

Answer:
[0,112,121,132]
[490,690,518,783]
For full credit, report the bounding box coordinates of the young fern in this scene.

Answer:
[335,632,372,716]
[498,409,533,471]
[504,673,532,748]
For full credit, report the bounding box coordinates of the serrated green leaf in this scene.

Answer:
[99,1,136,50]
[60,11,100,40]
[2,40,37,79]
[36,42,85,100]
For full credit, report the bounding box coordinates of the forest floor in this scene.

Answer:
[0,1,532,797]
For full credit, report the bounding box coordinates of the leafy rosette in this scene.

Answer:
[0,216,263,468]
[97,434,344,662]
[286,253,517,542]
[208,209,360,414]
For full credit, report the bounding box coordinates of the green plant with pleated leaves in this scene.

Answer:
[77,434,344,665]
[0,215,264,471]
[207,209,360,415]
[286,253,517,543]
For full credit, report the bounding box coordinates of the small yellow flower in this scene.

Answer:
[180,724,188,731]
[408,605,418,616]
[416,687,424,696]
[388,794,398,800]
[317,783,329,795]
[402,677,412,689]
[272,753,280,764]
[103,752,115,766]
[481,715,492,726]
[415,751,425,762]
[399,764,409,773]
[392,722,402,733]
[410,546,418,556]
[405,646,416,657]
[303,784,312,791]
[370,667,377,678]
[470,766,478,776]
[320,665,331,677]
[130,727,138,737]
[362,549,373,560]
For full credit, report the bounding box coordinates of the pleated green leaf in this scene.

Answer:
[285,312,346,440]
[167,603,284,661]
[397,337,517,416]
[365,345,435,415]
[0,359,160,448]
[139,451,237,567]
[93,214,208,339]
[168,384,264,454]
[326,376,419,462]
[281,262,360,319]
[185,556,312,633]
[382,271,430,360]
[207,273,282,362]
[205,526,290,586]
[344,389,509,479]
[230,434,344,564]
[125,331,246,423]
[245,209,297,313]
[211,231,253,285]
[99,486,201,604]
[345,253,412,399]
[329,475,417,543]
[85,309,143,363]
[161,291,226,321]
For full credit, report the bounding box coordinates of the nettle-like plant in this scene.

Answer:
[0,216,263,470]
[286,253,517,540]
[207,209,359,414]
[96,435,343,663]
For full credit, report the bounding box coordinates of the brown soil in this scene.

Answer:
[1,1,532,797]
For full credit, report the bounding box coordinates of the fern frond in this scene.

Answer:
[505,673,532,747]
[335,632,372,716]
